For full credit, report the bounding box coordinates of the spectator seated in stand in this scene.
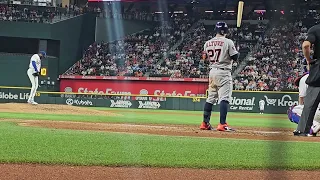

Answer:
[64,14,195,77]
[148,22,267,78]
[234,10,319,91]
[0,3,89,23]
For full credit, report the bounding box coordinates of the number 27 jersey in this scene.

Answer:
[203,36,238,70]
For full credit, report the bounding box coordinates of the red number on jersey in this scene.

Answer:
[207,49,221,62]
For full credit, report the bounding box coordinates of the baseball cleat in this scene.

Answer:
[217,123,235,132]
[308,129,317,137]
[200,122,212,130]
[31,101,38,105]
[294,129,317,137]
[28,100,38,105]
[307,133,317,137]
[293,130,308,136]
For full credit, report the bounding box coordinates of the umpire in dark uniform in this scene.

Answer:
[295,24,320,136]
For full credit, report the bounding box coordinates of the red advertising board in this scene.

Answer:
[59,76,208,97]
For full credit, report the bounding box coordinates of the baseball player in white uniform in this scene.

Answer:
[259,99,265,114]
[27,51,46,105]
[200,22,239,131]
[288,71,320,136]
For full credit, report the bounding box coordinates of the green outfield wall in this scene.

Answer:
[0,54,59,86]
[0,13,96,77]
[95,18,156,42]
[51,14,96,74]
[0,87,298,114]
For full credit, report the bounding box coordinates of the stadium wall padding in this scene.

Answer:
[0,54,32,87]
[0,54,58,87]
[0,87,298,114]
[0,21,51,39]
[0,13,96,84]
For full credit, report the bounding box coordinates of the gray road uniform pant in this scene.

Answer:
[206,67,233,104]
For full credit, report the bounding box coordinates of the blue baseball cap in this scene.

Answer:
[39,51,47,58]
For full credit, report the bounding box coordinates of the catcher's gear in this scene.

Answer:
[214,22,229,35]
[311,121,320,136]
[294,72,309,87]
[288,105,300,124]
[32,72,40,76]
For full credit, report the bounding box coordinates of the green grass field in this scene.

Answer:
[0,108,319,170]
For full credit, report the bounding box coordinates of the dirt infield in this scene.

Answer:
[1,164,320,180]
[13,120,320,142]
[108,109,287,119]
[0,103,121,116]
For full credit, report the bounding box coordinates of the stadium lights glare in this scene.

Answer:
[205,10,213,13]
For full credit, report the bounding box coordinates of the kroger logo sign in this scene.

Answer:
[264,95,298,107]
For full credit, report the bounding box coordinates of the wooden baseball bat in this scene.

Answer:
[237,1,244,28]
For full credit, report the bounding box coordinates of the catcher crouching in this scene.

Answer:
[288,71,320,136]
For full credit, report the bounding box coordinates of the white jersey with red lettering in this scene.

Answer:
[203,36,238,70]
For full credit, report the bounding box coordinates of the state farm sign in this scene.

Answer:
[60,79,207,97]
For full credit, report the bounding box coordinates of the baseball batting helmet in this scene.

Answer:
[214,22,229,35]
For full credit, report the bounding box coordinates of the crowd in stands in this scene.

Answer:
[60,9,318,92]
[234,11,319,91]
[66,18,266,79]
[93,6,161,22]
[199,11,266,21]
[147,22,266,78]
[65,14,195,76]
[0,3,86,23]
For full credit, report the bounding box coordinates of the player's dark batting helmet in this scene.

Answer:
[215,22,228,35]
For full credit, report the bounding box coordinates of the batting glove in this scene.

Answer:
[32,72,40,76]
